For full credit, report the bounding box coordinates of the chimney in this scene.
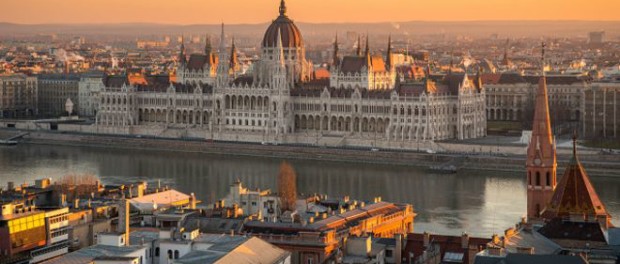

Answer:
[423,232,430,247]
[461,232,470,249]
[60,193,67,207]
[395,233,403,264]
[189,193,196,209]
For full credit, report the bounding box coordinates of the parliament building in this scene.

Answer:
[95,0,487,149]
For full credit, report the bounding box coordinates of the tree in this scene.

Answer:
[52,173,99,199]
[278,161,297,212]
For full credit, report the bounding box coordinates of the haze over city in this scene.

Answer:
[3,0,620,24]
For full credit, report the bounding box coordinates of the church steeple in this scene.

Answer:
[216,23,229,87]
[526,42,557,220]
[541,133,611,225]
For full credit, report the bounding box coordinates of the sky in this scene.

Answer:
[2,0,620,24]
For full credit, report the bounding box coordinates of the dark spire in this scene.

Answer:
[179,35,186,64]
[205,34,212,55]
[229,37,238,71]
[365,34,370,57]
[279,0,287,16]
[386,35,393,70]
[332,34,339,67]
[572,130,578,162]
[356,35,362,56]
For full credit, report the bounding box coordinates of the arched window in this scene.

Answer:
[535,172,540,186]
[155,247,160,257]
[167,250,172,259]
[546,172,550,186]
[174,250,179,259]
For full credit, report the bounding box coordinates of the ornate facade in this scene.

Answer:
[95,0,486,149]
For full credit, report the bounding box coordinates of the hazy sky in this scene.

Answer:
[3,0,620,24]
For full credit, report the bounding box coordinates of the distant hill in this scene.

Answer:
[0,21,619,39]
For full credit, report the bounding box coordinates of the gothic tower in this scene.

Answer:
[526,42,557,220]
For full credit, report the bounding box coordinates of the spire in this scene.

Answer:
[205,34,212,55]
[218,23,226,54]
[571,130,578,161]
[356,35,362,56]
[229,37,239,71]
[540,131,610,221]
[541,41,546,76]
[276,28,285,66]
[365,34,370,57]
[279,0,287,16]
[179,36,186,65]
[332,34,339,67]
[386,35,393,70]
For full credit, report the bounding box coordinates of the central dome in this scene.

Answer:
[262,0,303,48]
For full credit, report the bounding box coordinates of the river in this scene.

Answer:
[1,143,619,237]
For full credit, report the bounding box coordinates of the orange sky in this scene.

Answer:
[3,0,620,24]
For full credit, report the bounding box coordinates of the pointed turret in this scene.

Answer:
[216,23,229,87]
[526,42,557,220]
[541,134,611,225]
[178,36,187,65]
[229,37,239,74]
[275,29,285,67]
[204,34,212,56]
[365,34,370,57]
[332,34,340,67]
[386,35,393,70]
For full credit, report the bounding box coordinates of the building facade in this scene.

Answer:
[0,74,37,118]
[582,82,620,139]
[37,74,80,117]
[95,1,486,149]
[78,72,105,117]
[484,72,586,130]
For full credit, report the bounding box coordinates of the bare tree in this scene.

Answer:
[52,173,99,199]
[277,161,297,212]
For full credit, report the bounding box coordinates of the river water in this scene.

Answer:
[1,143,619,237]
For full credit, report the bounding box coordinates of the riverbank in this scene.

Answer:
[3,128,620,177]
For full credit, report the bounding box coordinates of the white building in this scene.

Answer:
[95,0,486,149]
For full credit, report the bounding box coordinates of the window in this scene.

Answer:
[546,172,550,186]
[536,172,540,186]
[155,247,160,257]
[386,249,393,257]
[167,250,172,259]
[174,250,179,259]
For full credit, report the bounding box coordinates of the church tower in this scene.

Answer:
[526,42,557,220]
